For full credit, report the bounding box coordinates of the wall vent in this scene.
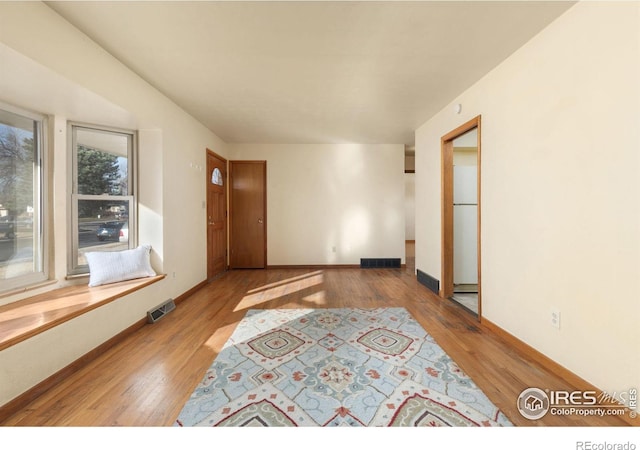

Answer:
[360,258,401,269]
[417,269,440,295]
[147,298,176,324]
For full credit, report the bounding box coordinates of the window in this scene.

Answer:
[69,124,136,275]
[0,104,47,293]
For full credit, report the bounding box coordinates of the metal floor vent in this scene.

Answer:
[417,269,440,295]
[147,298,176,324]
[360,258,401,269]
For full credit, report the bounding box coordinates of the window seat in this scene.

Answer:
[0,274,165,352]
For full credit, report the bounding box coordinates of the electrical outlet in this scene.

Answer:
[551,308,561,329]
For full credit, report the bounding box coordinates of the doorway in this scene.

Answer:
[229,161,267,269]
[441,116,481,318]
[206,150,228,280]
[405,146,416,274]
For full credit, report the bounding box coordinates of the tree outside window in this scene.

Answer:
[69,124,135,274]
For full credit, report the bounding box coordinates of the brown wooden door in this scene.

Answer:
[230,161,266,269]
[206,150,227,279]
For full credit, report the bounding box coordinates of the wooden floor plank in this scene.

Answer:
[0,264,630,427]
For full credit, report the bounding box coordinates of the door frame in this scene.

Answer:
[441,115,482,320]
[229,160,267,269]
[206,149,228,279]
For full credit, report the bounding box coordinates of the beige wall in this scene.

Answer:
[416,1,639,394]
[228,144,406,266]
[0,2,227,406]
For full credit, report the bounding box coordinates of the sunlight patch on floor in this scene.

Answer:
[206,308,316,352]
[245,271,323,294]
[234,271,324,311]
[302,290,326,305]
[204,322,239,352]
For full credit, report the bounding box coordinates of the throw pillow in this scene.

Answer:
[85,245,156,287]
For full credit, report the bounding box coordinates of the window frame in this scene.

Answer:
[67,122,137,276]
[0,102,49,294]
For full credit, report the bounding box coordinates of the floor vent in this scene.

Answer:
[360,258,401,269]
[147,298,176,324]
[417,269,440,295]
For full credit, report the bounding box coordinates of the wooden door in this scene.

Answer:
[229,161,266,269]
[206,150,227,280]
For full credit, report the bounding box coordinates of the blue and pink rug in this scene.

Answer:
[174,307,513,427]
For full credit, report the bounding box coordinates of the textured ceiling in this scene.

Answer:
[47,1,575,145]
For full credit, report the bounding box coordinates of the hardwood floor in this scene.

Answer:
[0,263,630,427]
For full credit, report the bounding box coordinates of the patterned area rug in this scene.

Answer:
[175,307,513,427]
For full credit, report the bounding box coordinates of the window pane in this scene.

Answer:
[76,128,129,196]
[0,110,42,284]
[70,124,135,275]
[76,199,130,267]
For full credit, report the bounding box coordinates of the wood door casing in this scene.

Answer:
[441,115,482,320]
[206,150,227,280]
[229,161,266,269]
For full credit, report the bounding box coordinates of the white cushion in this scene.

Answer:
[85,245,156,287]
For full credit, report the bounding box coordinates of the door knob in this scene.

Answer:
[258,219,263,224]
